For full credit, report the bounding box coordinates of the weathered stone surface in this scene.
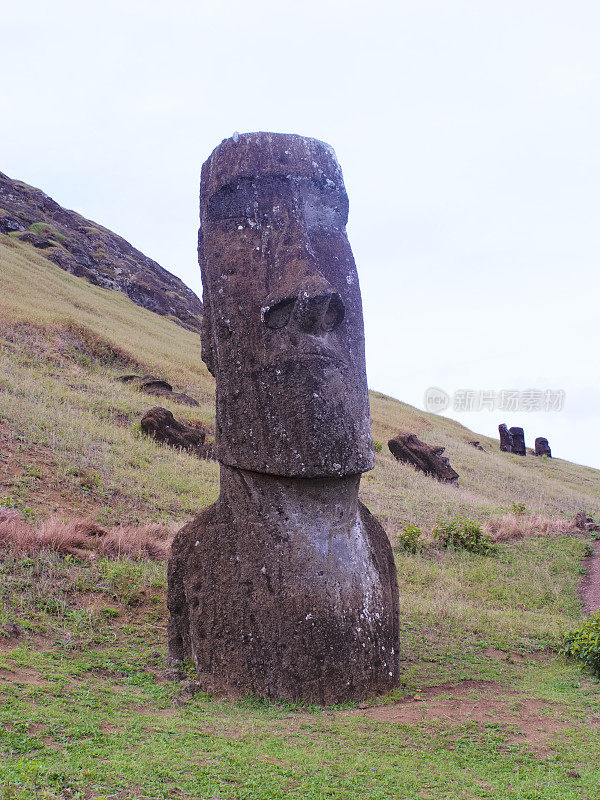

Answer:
[119,374,199,407]
[0,214,24,233]
[498,423,513,452]
[168,467,399,703]
[387,432,459,484]
[198,134,373,477]
[141,407,213,459]
[18,232,54,248]
[509,426,526,456]
[168,132,400,703]
[469,440,485,451]
[534,437,552,457]
[0,170,203,332]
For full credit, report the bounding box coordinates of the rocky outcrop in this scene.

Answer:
[141,408,213,459]
[469,441,485,451]
[388,432,459,484]
[534,437,552,457]
[0,171,202,333]
[118,374,199,407]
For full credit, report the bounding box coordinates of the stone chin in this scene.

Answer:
[215,357,375,478]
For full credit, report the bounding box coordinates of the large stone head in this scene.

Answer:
[199,132,374,477]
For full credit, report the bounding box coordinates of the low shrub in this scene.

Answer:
[397,524,423,553]
[432,517,495,555]
[510,501,528,516]
[373,440,383,453]
[561,612,600,677]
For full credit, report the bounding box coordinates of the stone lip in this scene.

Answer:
[0,170,203,333]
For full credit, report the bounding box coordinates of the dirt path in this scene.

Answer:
[581,540,600,613]
[349,678,600,757]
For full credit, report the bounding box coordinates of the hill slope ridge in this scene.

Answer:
[0,170,203,332]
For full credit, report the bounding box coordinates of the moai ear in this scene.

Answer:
[198,229,216,377]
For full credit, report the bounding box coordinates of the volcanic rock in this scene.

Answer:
[0,170,203,333]
[167,132,400,703]
[0,215,24,233]
[534,437,552,457]
[469,441,485,451]
[141,407,213,458]
[119,374,199,407]
[388,432,459,484]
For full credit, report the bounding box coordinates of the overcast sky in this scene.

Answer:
[3,0,599,467]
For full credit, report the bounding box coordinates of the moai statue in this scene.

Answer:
[498,423,513,452]
[509,426,526,456]
[167,133,400,703]
[388,432,459,484]
[534,437,552,458]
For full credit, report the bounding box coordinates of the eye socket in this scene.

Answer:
[262,298,296,329]
[207,178,256,221]
[322,295,345,331]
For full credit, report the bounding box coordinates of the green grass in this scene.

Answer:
[0,538,599,799]
[1,234,600,798]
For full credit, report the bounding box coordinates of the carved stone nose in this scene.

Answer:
[262,276,345,333]
[293,287,345,333]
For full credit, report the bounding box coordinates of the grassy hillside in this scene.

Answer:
[1,233,600,799]
[2,231,599,531]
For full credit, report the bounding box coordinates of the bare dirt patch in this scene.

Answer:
[0,665,50,688]
[0,422,104,518]
[351,679,600,757]
[581,540,600,613]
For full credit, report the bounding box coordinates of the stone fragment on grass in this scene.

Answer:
[119,374,200,406]
[388,432,459,484]
[141,407,213,458]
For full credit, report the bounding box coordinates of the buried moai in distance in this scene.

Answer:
[509,426,526,456]
[498,423,513,452]
[167,133,400,703]
[498,424,526,455]
[534,437,552,458]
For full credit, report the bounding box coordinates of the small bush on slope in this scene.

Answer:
[562,612,600,677]
[433,517,495,555]
[396,524,424,553]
